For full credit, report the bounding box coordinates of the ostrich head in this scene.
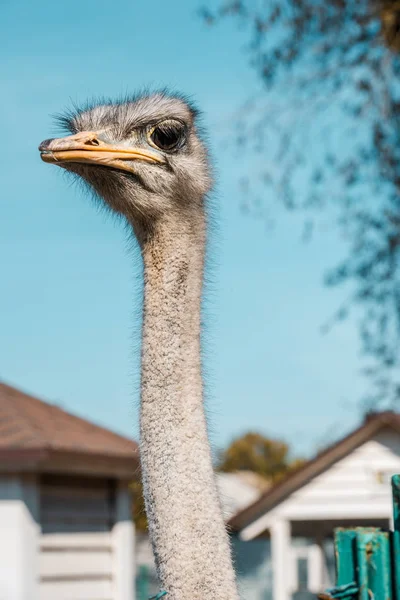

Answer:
[39,93,212,237]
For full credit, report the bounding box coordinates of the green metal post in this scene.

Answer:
[392,475,400,600]
[137,565,149,600]
[318,475,400,600]
[356,529,392,600]
[334,529,357,588]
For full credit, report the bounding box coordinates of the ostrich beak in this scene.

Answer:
[39,131,164,174]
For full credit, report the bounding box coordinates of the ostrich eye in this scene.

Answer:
[149,120,185,151]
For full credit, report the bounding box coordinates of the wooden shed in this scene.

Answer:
[0,382,139,600]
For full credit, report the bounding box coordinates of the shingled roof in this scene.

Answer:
[0,382,139,477]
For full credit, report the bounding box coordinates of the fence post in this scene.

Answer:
[319,475,400,600]
[137,565,149,600]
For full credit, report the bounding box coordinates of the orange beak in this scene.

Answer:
[39,131,164,174]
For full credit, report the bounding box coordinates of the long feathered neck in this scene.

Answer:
[138,211,239,600]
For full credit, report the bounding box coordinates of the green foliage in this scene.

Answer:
[130,470,148,532]
[200,0,400,407]
[217,431,305,482]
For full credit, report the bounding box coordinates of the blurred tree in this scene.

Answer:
[200,0,400,407]
[217,431,305,481]
[130,469,148,532]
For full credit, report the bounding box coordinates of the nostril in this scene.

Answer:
[85,138,100,146]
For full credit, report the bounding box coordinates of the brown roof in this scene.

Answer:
[228,410,400,534]
[0,382,138,477]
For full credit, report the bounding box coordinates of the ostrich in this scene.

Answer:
[39,92,240,600]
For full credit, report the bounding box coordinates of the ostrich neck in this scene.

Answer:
[139,213,239,600]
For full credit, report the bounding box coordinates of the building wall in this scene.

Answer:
[38,474,115,600]
[279,431,400,521]
[38,474,134,600]
[217,473,262,520]
[0,475,40,600]
[39,532,114,600]
[243,429,400,541]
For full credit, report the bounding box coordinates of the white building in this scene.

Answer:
[217,471,268,519]
[0,381,138,600]
[229,411,400,600]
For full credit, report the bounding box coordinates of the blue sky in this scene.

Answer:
[1,0,367,457]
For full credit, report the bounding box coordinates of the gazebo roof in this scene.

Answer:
[0,382,139,478]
